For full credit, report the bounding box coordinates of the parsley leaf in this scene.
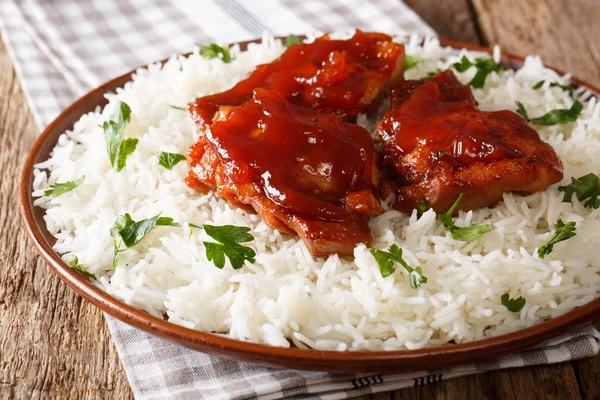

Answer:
[532,80,574,97]
[103,101,137,172]
[168,104,187,111]
[558,173,600,209]
[369,244,427,287]
[501,293,526,312]
[284,34,301,47]
[515,101,529,120]
[515,100,583,125]
[44,176,84,197]
[439,193,491,241]
[538,219,577,259]
[112,240,121,268]
[115,214,179,248]
[157,151,187,170]
[370,248,396,278]
[404,55,423,71]
[418,200,428,213]
[68,256,96,279]
[199,43,233,63]
[111,213,180,265]
[424,68,443,79]
[451,56,507,88]
[203,224,256,269]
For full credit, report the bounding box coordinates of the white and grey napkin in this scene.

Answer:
[1,1,598,399]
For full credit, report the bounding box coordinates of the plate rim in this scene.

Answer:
[19,37,600,373]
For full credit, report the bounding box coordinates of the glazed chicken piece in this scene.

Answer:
[377,70,563,213]
[187,89,382,256]
[189,30,405,128]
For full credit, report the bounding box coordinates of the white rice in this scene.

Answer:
[32,33,600,351]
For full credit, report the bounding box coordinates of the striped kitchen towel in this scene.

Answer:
[1,0,598,399]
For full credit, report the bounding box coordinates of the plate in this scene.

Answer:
[19,38,600,373]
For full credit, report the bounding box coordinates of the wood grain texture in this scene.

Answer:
[404,0,484,45]
[472,0,600,85]
[1,0,600,398]
[0,36,133,400]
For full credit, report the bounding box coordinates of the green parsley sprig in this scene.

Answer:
[538,219,577,259]
[439,194,491,241]
[110,216,256,270]
[369,244,427,288]
[558,173,600,209]
[424,68,442,79]
[68,256,96,279]
[404,55,423,71]
[103,101,137,172]
[532,80,574,97]
[157,152,187,170]
[202,225,256,269]
[44,176,84,197]
[501,293,526,312]
[111,213,180,266]
[199,43,233,63]
[284,34,301,48]
[515,100,583,125]
[69,256,97,279]
[451,56,507,88]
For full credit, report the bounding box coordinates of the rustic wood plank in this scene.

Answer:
[404,0,484,44]
[0,35,133,400]
[572,321,600,400]
[391,364,581,400]
[471,0,600,85]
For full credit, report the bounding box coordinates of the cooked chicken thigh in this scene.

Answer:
[377,70,564,213]
[187,89,381,256]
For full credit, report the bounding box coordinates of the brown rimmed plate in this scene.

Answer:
[19,38,600,373]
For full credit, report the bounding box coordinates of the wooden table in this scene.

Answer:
[1,0,599,398]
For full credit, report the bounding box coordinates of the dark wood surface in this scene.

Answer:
[1,0,599,398]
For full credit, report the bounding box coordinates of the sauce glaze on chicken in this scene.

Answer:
[187,89,382,256]
[187,32,564,257]
[377,70,563,213]
[189,30,405,127]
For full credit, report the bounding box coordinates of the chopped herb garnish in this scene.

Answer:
[439,194,491,241]
[515,100,583,125]
[157,151,187,170]
[532,80,574,97]
[369,244,427,287]
[424,68,443,79]
[501,293,526,312]
[203,225,256,269]
[284,34,301,48]
[558,173,600,209]
[418,200,428,212]
[404,55,423,71]
[44,176,84,197]
[103,101,137,172]
[451,56,507,88]
[111,213,180,265]
[112,240,121,268]
[538,219,577,259]
[112,213,179,248]
[68,256,96,279]
[199,43,232,63]
[168,104,187,111]
[515,101,529,120]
